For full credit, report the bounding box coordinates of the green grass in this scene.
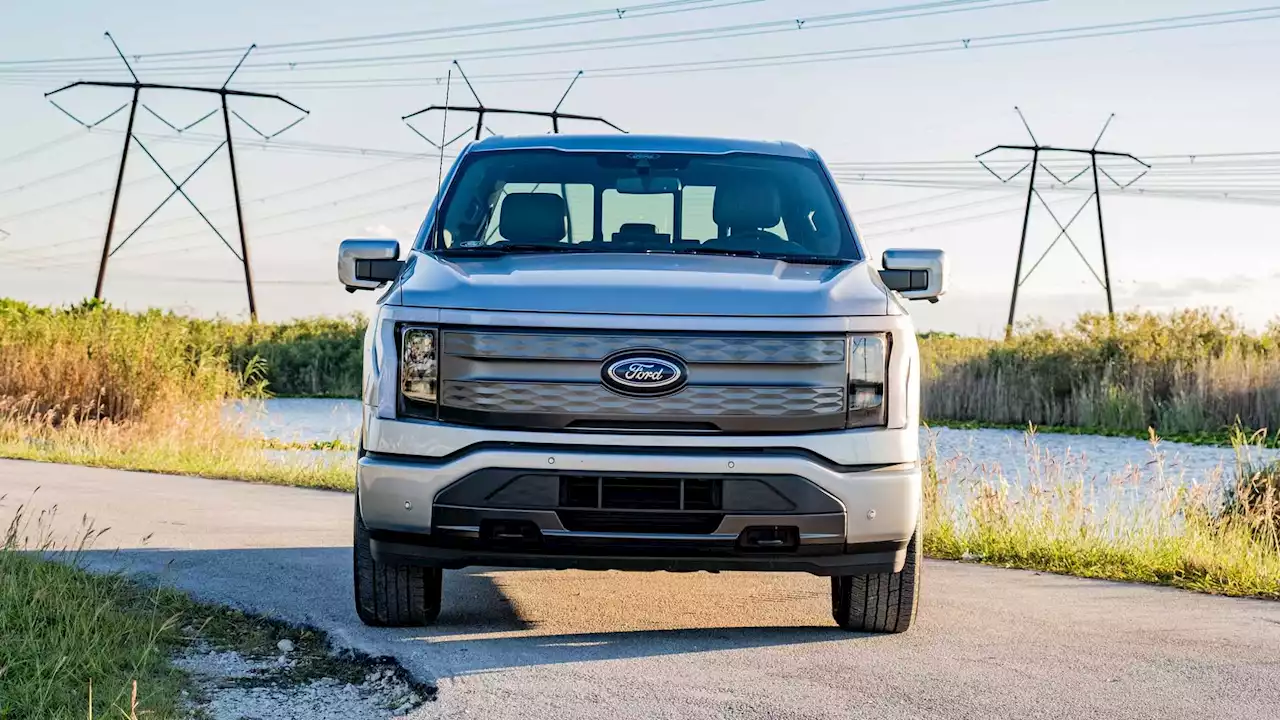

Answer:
[925,418,1280,448]
[922,428,1280,600]
[0,500,405,719]
[0,505,186,719]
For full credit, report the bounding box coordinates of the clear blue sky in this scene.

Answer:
[2,0,1278,334]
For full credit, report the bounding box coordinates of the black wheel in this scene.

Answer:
[831,529,920,633]
[353,499,443,627]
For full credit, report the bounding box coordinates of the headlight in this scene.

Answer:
[400,326,438,415]
[846,334,887,428]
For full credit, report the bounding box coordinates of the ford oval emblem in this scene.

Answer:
[601,350,688,397]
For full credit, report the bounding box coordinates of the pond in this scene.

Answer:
[228,398,1278,487]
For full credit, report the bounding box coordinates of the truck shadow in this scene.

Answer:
[73,545,862,681]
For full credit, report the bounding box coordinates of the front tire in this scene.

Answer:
[831,529,920,633]
[353,500,443,627]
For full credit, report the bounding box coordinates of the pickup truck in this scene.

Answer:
[338,134,946,634]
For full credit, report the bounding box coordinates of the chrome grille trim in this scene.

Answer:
[442,382,846,417]
[441,331,845,364]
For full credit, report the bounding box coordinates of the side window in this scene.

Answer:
[601,189,673,239]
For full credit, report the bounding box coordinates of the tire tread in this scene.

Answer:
[831,529,920,634]
[353,501,442,627]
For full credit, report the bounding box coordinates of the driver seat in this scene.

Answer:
[711,179,782,239]
[499,192,567,244]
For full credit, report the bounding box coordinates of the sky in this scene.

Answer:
[1,0,1278,336]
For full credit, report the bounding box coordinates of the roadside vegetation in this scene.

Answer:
[0,503,185,719]
[923,426,1280,600]
[921,310,1280,445]
[0,499,419,719]
[0,299,353,490]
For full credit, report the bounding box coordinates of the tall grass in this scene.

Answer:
[0,299,240,423]
[921,309,1280,440]
[196,314,365,398]
[0,500,187,719]
[923,426,1280,599]
[0,298,353,490]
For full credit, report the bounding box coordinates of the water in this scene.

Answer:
[229,398,1278,486]
[230,398,362,446]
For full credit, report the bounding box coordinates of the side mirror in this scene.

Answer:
[879,248,947,303]
[338,239,403,292]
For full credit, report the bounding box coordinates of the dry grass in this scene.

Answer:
[0,398,354,492]
[0,298,352,490]
[922,426,1280,599]
[0,299,243,424]
[920,309,1280,440]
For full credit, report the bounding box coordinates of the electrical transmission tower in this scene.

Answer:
[402,61,626,143]
[401,62,627,239]
[977,108,1149,339]
[44,33,309,320]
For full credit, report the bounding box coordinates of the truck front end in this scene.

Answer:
[338,134,946,633]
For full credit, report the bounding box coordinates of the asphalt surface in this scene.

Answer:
[3,458,1278,720]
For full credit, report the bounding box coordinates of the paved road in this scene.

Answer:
[3,458,1278,720]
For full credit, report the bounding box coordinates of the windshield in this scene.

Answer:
[427,149,860,261]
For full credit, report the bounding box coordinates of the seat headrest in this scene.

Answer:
[499,193,566,243]
[712,180,782,230]
[617,223,658,235]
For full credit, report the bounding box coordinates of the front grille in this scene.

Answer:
[442,332,845,364]
[557,511,725,534]
[437,328,849,433]
[560,476,722,511]
[443,382,845,417]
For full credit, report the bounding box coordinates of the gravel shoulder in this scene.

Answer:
[2,458,1278,720]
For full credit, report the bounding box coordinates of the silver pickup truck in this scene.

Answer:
[337,134,946,634]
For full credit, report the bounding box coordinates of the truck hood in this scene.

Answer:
[391,251,890,317]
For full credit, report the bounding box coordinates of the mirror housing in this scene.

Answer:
[615,176,680,194]
[338,239,404,292]
[879,248,947,303]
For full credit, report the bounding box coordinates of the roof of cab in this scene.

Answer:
[467,133,816,159]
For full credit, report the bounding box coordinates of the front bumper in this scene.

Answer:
[368,529,909,576]
[357,418,921,574]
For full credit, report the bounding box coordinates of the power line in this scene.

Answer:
[0,130,87,166]
[1,0,1025,78]
[1,152,443,264]
[21,195,432,271]
[113,4,1279,89]
[857,190,1023,227]
[0,0,749,67]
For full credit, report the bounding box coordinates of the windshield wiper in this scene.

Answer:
[436,243,585,256]
[652,247,853,266]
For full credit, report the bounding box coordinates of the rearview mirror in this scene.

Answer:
[615,176,680,194]
[879,248,947,303]
[338,239,403,292]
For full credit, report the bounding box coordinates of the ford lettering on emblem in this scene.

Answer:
[601,350,688,397]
